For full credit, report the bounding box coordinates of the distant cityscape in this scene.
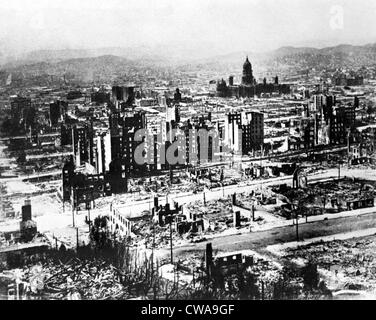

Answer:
[1,41,376,300]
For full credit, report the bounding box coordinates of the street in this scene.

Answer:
[172,210,376,256]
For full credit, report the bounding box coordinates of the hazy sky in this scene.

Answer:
[1,0,376,57]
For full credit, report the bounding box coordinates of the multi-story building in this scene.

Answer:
[49,100,67,127]
[216,58,290,98]
[91,91,110,104]
[93,131,112,174]
[310,94,336,122]
[334,73,364,86]
[290,117,316,150]
[62,155,125,204]
[224,111,264,155]
[10,96,34,132]
[330,106,355,145]
[109,111,146,173]
[72,123,94,166]
[61,123,73,146]
[111,86,135,110]
[10,97,32,123]
[62,156,75,202]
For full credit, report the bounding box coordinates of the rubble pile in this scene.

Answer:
[283,236,376,291]
[249,263,286,295]
[310,179,376,201]
[138,174,197,196]
[21,259,131,300]
[271,178,376,218]
[130,198,236,249]
[237,191,278,208]
[187,199,233,223]
[131,216,186,249]
[302,179,373,206]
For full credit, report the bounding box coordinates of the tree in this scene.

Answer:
[90,216,110,248]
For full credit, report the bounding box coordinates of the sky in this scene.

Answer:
[1,0,376,58]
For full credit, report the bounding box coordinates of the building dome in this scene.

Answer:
[242,56,254,85]
[243,56,252,69]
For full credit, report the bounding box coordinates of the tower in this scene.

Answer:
[174,88,182,103]
[241,56,254,86]
[229,76,234,86]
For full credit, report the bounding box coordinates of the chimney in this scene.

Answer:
[233,210,241,228]
[22,200,32,222]
[154,196,159,210]
[232,193,236,205]
[205,243,213,278]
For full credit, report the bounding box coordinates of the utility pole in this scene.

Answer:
[294,204,299,242]
[87,204,91,232]
[72,186,76,228]
[170,219,173,264]
[72,204,75,228]
[347,129,351,169]
[168,206,173,265]
[296,217,299,241]
[76,227,79,251]
[152,220,156,265]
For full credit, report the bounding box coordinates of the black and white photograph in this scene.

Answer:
[1,0,376,305]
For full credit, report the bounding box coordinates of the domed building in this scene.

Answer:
[241,56,254,86]
[215,57,291,98]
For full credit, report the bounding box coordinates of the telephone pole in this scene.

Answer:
[152,221,156,266]
[71,186,76,228]
[294,204,299,242]
[76,227,79,251]
[72,204,75,228]
[164,189,173,265]
[87,188,92,232]
[347,129,351,168]
[170,218,173,264]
